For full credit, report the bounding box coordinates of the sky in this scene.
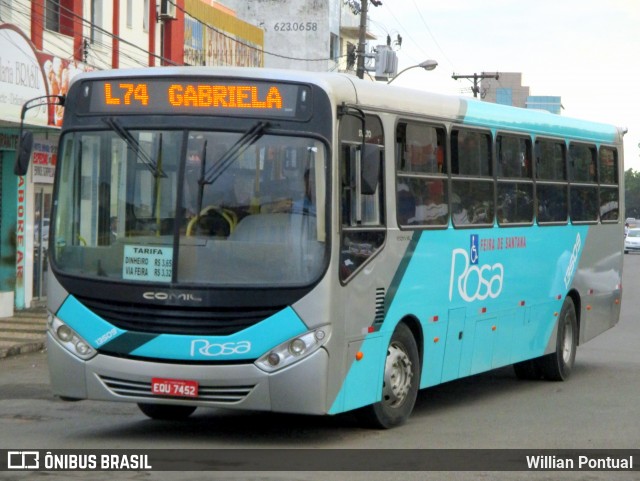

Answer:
[367,0,640,171]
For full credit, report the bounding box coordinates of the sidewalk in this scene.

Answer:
[0,307,48,359]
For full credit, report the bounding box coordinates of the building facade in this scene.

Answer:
[481,71,562,114]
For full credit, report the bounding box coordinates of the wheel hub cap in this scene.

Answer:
[382,343,413,408]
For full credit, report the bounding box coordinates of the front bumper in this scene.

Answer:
[47,333,330,415]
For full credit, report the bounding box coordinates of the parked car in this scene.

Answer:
[624,228,640,254]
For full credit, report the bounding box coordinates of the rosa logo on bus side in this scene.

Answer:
[449,235,504,302]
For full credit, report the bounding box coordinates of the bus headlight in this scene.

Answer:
[255,326,331,373]
[48,314,97,360]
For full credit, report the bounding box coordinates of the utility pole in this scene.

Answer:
[356,0,381,79]
[451,72,499,98]
[356,0,369,79]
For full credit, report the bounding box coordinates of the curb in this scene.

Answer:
[0,340,46,359]
[0,308,48,360]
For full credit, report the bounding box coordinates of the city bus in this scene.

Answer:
[19,67,625,428]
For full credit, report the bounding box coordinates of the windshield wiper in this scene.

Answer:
[195,140,208,216]
[103,117,166,178]
[201,121,269,186]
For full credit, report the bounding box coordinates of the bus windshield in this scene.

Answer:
[51,126,328,287]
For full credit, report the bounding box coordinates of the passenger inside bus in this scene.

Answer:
[397,182,416,225]
[451,193,470,225]
[413,180,447,225]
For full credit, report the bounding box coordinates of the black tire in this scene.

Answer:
[356,323,420,429]
[513,359,543,380]
[137,403,197,420]
[538,296,578,381]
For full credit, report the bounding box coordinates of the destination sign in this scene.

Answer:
[84,78,309,118]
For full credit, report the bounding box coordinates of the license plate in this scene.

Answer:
[151,377,199,398]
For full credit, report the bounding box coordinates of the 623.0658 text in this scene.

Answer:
[274,22,318,32]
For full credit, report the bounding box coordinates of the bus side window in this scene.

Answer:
[497,134,533,226]
[599,147,619,222]
[535,139,568,224]
[568,143,598,223]
[451,128,493,227]
[395,121,448,228]
[452,129,491,177]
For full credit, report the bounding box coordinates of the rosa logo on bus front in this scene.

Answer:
[100,81,287,112]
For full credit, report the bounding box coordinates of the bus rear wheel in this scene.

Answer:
[539,296,578,381]
[356,323,420,429]
[137,403,197,420]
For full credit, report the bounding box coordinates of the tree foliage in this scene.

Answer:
[625,169,640,218]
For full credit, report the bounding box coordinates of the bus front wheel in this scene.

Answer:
[539,296,578,381]
[137,403,197,420]
[356,323,420,429]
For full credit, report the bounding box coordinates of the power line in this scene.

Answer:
[408,0,455,70]
[378,2,426,64]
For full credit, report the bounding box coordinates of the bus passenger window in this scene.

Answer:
[497,135,531,178]
[451,180,494,226]
[497,182,534,225]
[450,129,494,227]
[451,129,491,177]
[397,122,446,174]
[568,143,597,223]
[496,135,533,226]
[537,184,567,223]
[535,140,566,181]
[395,121,448,228]
[599,147,618,185]
[599,147,619,222]
[569,143,597,183]
[570,185,598,222]
[397,179,448,226]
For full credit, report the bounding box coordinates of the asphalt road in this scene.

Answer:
[1,255,639,481]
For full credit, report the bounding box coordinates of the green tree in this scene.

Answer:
[625,168,640,218]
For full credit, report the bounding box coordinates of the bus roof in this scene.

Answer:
[71,67,623,145]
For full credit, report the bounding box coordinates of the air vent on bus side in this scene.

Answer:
[374,287,386,327]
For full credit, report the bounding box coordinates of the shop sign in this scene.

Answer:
[0,24,48,126]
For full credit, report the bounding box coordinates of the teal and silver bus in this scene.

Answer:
[32,67,624,427]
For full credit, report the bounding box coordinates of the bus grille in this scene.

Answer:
[99,375,255,403]
[76,296,283,336]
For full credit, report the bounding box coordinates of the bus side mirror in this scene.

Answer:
[14,130,34,176]
[361,144,381,195]
[13,94,65,176]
